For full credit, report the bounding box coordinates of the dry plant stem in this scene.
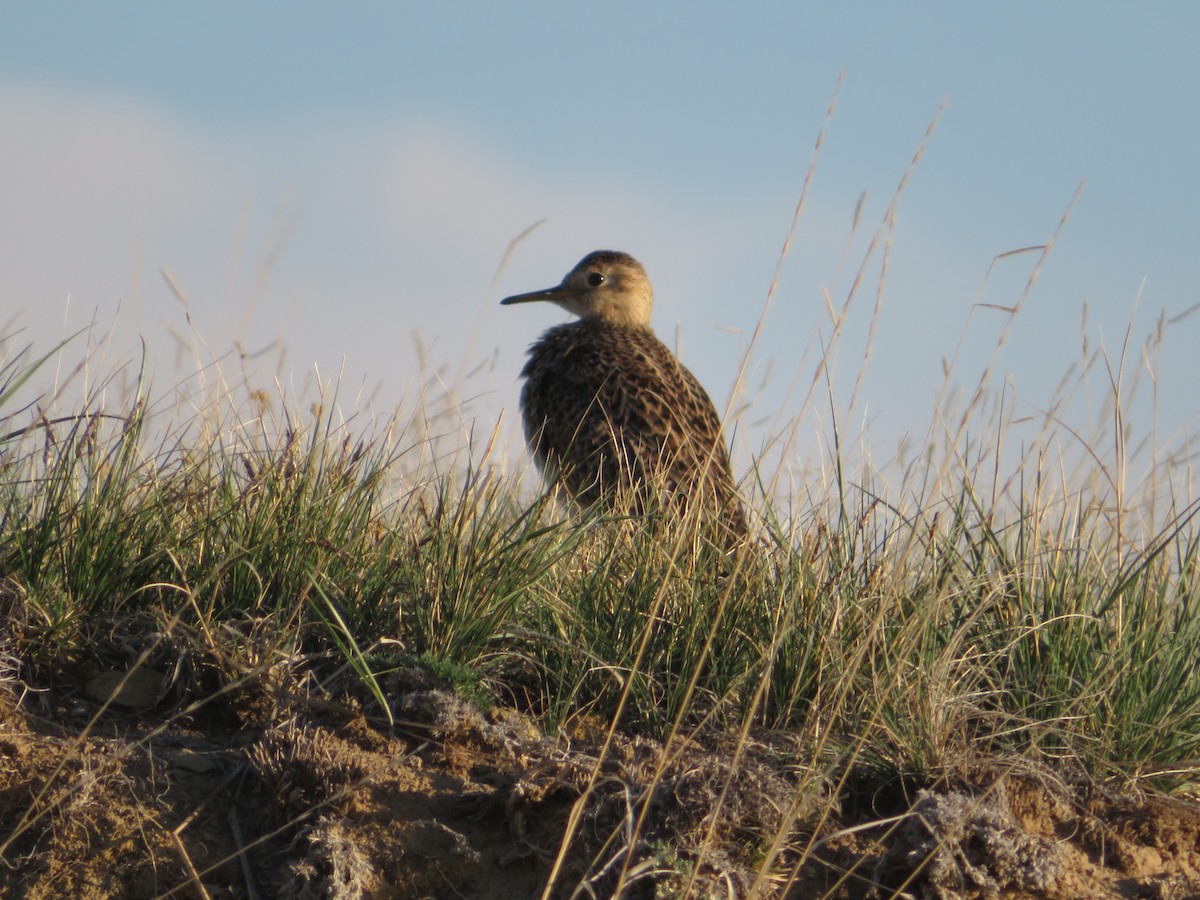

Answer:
[613,553,748,890]
[546,509,748,894]
[540,544,685,899]
[728,70,841,484]
[764,99,944,505]
[728,69,843,421]
[936,184,1084,476]
[845,103,943,417]
[227,805,262,900]
[170,830,213,900]
[172,765,250,840]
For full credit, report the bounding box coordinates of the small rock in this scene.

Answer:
[84,668,165,711]
[173,748,222,775]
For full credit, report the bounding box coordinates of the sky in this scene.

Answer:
[2,3,1198,495]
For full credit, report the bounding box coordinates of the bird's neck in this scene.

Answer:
[580,311,651,330]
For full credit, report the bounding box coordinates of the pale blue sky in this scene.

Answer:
[3,3,1197,491]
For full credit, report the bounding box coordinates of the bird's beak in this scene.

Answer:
[500,284,568,306]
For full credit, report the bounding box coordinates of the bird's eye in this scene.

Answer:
[586,272,606,287]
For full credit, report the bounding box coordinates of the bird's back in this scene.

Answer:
[519,319,747,536]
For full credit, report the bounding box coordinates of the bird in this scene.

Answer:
[501,250,748,543]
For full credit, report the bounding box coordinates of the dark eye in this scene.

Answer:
[586,272,606,287]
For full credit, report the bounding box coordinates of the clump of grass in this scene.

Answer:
[4,302,1198,895]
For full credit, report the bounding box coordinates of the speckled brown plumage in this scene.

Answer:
[502,250,747,541]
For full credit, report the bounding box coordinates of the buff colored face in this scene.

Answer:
[501,251,654,328]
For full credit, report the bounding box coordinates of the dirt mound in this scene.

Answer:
[2,679,1199,898]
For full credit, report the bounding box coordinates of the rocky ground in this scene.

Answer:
[2,666,1199,899]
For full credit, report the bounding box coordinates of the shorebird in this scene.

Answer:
[501,250,747,542]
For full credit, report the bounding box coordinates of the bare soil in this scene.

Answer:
[2,668,1199,899]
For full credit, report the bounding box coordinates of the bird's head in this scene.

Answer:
[501,250,653,328]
